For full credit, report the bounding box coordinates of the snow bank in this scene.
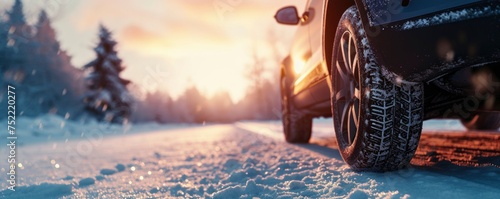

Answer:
[0,114,187,145]
[1,116,496,198]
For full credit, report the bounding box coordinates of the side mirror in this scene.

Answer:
[274,6,300,25]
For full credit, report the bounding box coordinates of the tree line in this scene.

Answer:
[0,0,282,124]
[0,0,85,120]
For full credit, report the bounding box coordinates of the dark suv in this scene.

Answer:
[275,0,500,171]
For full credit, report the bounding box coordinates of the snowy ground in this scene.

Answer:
[0,115,499,198]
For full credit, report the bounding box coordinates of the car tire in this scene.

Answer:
[331,6,424,171]
[461,112,500,131]
[281,74,312,143]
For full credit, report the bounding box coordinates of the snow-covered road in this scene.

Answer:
[1,117,499,198]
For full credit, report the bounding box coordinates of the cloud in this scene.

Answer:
[48,0,305,100]
[120,25,169,50]
[118,23,232,58]
[70,0,235,57]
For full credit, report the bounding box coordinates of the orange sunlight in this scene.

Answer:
[11,0,306,101]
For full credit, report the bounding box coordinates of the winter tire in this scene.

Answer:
[281,74,312,143]
[331,6,424,171]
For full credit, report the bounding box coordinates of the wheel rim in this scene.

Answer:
[334,31,361,146]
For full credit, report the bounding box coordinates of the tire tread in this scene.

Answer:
[336,7,424,171]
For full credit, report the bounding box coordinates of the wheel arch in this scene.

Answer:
[323,0,363,76]
[280,56,292,79]
[280,55,294,91]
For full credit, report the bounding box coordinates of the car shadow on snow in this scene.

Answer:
[411,158,500,190]
[292,142,344,161]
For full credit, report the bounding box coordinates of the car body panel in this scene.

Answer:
[290,0,331,108]
[366,1,500,83]
[281,0,500,114]
[306,0,331,105]
[288,19,312,106]
[356,0,481,26]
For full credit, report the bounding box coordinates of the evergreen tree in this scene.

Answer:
[31,9,84,116]
[4,0,30,77]
[0,20,10,73]
[34,10,59,54]
[0,2,84,120]
[6,0,32,54]
[7,0,26,26]
[83,25,133,123]
[2,0,38,118]
[0,21,9,119]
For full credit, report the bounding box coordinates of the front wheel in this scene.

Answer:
[281,75,312,143]
[331,6,424,171]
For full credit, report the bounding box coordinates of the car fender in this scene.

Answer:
[281,56,294,91]
[355,0,481,27]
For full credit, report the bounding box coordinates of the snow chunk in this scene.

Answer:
[211,185,244,199]
[347,189,369,199]
[115,163,126,172]
[100,168,117,175]
[78,177,96,187]
[95,175,105,181]
[286,180,306,190]
[227,171,247,183]
[149,187,160,194]
[206,185,216,194]
[223,159,242,171]
[244,180,262,194]
[245,167,260,178]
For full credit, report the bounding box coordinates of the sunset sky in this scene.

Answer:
[1,0,305,101]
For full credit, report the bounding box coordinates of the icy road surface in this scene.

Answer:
[1,117,499,198]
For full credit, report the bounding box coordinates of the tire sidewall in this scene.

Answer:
[281,75,292,137]
[331,7,371,166]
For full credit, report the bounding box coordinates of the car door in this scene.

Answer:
[292,0,330,105]
[289,1,313,101]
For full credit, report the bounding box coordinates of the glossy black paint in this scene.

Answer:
[357,0,481,26]
[366,1,500,83]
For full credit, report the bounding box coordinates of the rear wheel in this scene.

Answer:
[281,74,312,143]
[331,6,424,171]
[461,111,500,131]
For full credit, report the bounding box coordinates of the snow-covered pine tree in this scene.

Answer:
[32,10,85,117]
[0,20,9,120]
[4,0,31,80]
[0,20,10,74]
[83,25,133,123]
[7,0,25,26]
[0,1,84,120]
[34,10,59,56]
[2,0,41,118]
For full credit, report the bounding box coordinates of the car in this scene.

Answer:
[275,0,500,171]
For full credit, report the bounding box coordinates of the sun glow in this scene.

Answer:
[17,0,306,101]
[293,58,306,74]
